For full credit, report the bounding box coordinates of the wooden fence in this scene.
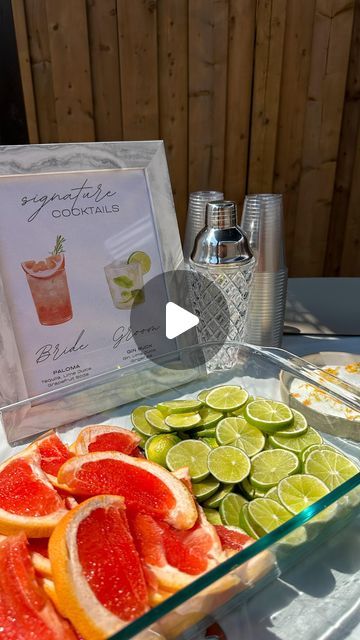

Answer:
[12,0,360,276]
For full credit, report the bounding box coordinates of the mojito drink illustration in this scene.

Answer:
[21,253,73,325]
[104,260,144,309]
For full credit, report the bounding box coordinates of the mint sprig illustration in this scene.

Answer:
[51,235,66,255]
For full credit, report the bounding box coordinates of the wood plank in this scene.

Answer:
[23,0,58,142]
[158,0,188,238]
[224,0,256,206]
[273,0,316,266]
[291,0,355,276]
[117,0,159,139]
[188,0,229,193]
[340,121,360,275]
[11,0,39,142]
[46,0,95,141]
[87,0,122,141]
[247,0,287,194]
[325,0,360,275]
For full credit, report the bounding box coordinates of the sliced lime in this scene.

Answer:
[301,443,338,465]
[265,486,281,503]
[145,408,173,433]
[164,412,201,430]
[208,446,251,484]
[248,498,292,536]
[203,483,235,508]
[131,405,159,436]
[249,449,300,490]
[241,476,267,499]
[239,503,259,539]
[191,477,220,502]
[304,449,359,491]
[205,386,249,412]
[219,493,247,527]
[200,437,219,449]
[157,399,203,415]
[145,433,180,466]
[203,508,222,525]
[276,409,308,437]
[132,429,148,448]
[197,407,223,427]
[166,439,210,482]
[216,416,265,457]
[197,389,210,403]
[195,427,217,437]
[231,395,254,416]
[269,426,322,455]
[244,399,293,433]
[277,474,329,515]
[127,250,151,274]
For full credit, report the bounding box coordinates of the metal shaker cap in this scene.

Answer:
[190,200,254,266]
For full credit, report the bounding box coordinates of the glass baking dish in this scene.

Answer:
[0,342,359,640]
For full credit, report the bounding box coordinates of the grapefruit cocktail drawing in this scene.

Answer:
[21,235,73,325]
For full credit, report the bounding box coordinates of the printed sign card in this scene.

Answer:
[0,142,182,426]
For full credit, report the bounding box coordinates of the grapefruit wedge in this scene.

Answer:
[0,532,76,639]
[25,431,74,489]
[74,424,141,456]
[49,495,149,640]
[214,525,254,551]
[129,506,226,592]
[57,452,197,530]
[0,452,67,537]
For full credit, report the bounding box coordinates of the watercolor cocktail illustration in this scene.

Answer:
[21,235,73,326]
[104,251,150,310]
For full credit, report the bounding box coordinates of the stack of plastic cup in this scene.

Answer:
[240,194,287,347]
[183,190,224,261]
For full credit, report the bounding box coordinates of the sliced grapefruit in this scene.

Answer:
[129,506,226,592]
[0,532,76,639]
[29,537,53,578]
[74,424,141,456]
[49,495,149,640]
[214,525,254,551]
[57,452,197,530]
[0,452,68,537]
[34,431,74,477]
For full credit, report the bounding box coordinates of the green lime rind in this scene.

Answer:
[304,449,359,491]
[216,416,265,457]
[191,477,220,502]
[269,426,322,454]
[145,433,181,466]
[205,386,249,412]
[249,449,300,490]
[203,483,235,508]
[197,407,223,427]
[248,498,292,536]
[131,405,159,436]
[164,412,201,430]
[166,439,211,482]
[127,250,151,274]
[157,399,203,415]
[203,508,222,525]
[208,446,251,484]
[277,473,329,515]
[195,427,217,437]
[219,492,247,527]
[301,443,338,466]
[244,400,293,433]
[145,408,173,433]
[240,476,267,500]
[276,409,308,437]
[231,396,255,417]
[239,503,259,539]
[265,486,282,503]
[200,437,219,449]
[197,389,209,403]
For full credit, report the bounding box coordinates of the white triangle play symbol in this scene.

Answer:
[166,302,199,340]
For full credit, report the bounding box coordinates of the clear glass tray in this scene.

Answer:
[0,342,359,640]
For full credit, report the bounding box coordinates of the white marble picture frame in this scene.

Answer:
[0,141,183,443]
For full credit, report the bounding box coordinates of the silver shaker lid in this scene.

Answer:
[190,200,253,266]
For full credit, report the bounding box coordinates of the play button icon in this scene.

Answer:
[130,268,230,370]
[165,302,199,339]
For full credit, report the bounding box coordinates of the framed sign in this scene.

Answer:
[0,141,183,440]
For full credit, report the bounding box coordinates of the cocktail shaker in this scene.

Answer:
[183,190,224,262]
[189,201,255,349]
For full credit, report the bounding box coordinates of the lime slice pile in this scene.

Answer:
[129,384,359,538]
